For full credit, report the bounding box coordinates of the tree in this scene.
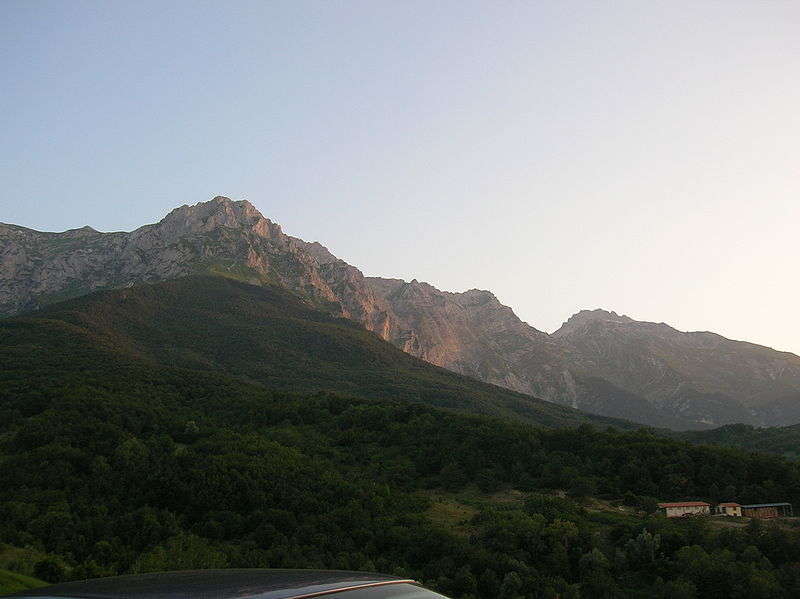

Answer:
[656,577,696,599]
[132,534,229,573]
[579,548,616,597]
[439,462,468,490]
[499,571,524,599]
[625,528,661,566]
[567,477,595,500]
[33,558,66,583]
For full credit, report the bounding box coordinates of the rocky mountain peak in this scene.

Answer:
[554,308,634,337]
[62,225,100,238]
[458,288,499,307]
[155,196,280,239]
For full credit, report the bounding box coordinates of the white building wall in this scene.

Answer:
[664,505,709,517]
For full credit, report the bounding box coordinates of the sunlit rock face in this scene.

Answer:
[3,196,800,429]
[364,276,575,403]
[1,197,350,318]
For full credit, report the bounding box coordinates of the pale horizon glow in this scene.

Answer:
[2,1,799,354]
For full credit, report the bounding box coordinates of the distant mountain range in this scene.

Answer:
[3,196,799,429]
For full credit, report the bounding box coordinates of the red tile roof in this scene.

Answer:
[718,502,741,507]
[658,502,710,508]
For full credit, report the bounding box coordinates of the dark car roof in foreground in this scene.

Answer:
[7,569,416,599]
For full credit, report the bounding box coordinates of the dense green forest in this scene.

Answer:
[683,424,800,460]
[3,277,800,597]
[3,371,800,597]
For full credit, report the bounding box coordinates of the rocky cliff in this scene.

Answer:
[0,197,381,326]
[364,277,577,403]
[4,196,800,429]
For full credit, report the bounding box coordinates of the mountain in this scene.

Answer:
[553,309,800,428]
[4,196,800,429]
[362,281,697,428]
[0,197,384,328]
[0,275,627,430]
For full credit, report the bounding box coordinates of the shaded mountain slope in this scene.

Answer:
[554,309,800,427]
[0,275,630,429]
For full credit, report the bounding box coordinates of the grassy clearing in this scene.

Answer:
[0,545,49,578]
[424,493,480,538]
[423,487,531,538]
[0,569,47,595]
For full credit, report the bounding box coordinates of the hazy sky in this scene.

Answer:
[3,1,799,353]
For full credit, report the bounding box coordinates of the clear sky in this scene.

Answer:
[2,1,799,353]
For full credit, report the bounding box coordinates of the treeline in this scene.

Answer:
[3,361,800,597]
[683,423,800,460]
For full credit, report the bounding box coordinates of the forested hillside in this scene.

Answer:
[0,275,627,430]
[683,424,800,460]
[3,278,800,597]
[3,365,800,597]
